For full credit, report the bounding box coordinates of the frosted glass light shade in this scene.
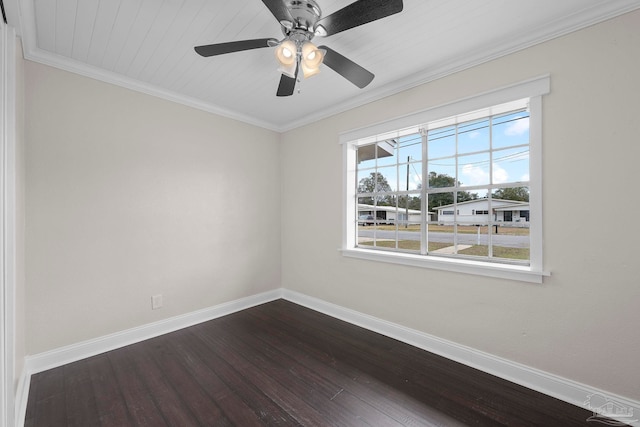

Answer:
[301,42,324,78]
[275,40,298,78]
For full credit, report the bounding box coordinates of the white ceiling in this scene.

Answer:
[7,0,640,131]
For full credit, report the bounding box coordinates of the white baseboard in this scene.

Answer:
[15,288,640,427]
[14,368,30,427]
[281,289,640,427]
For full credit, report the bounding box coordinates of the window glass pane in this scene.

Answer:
[493,147,529,184]
[491,186,530,203]
[399,160,422,191]
[457,223,490,258]
[428,222,455,253]
[376,140,398,167]
[458,152,490,187]
[490,187,530,262]
[356,143,377,168]
[427,162,456,188]
[458,118,490,154]
[397,221,421,252]
[492,111,530,149]
[397,193,422,224]
[399,133,422,162]
[430,192,455,224]
[357,204,376,247]
[376,166,396,193]
[428,125,456,158]
[455,200,477,226]
[458,188,482,203]
[357,170,377,195]
[382,198,421,253]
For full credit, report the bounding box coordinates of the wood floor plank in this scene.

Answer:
[26,367,67,426]
[63,360,101,426]
[123,341,202,426]
[107,346,170,426]
[85,354,134,426]
[168,330,266,426]
[139,333,235,426]
[176,327,301,426]
[25,299,604,426]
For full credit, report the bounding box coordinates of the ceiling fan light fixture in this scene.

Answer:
[275,40,297,65]
[301,42,324,78]
[275,40,298,77]
[301,61,321,78]
[279,61,298,78]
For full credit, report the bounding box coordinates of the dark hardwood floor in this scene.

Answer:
[25,299,601,426]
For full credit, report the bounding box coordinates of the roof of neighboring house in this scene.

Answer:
[435,198,529,210]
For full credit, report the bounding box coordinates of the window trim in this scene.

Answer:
[341,75,551,283]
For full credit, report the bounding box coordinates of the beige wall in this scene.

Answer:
[24,62,282,354]
[281,10,640,400]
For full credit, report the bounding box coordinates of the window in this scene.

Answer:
[341,76,550,283]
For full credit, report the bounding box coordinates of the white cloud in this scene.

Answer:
[461,164,488,186]
[504,117,529,136]
[493,164,509,183]
[461,163,509,186]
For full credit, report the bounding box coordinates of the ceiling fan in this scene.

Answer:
[194,0,403,97]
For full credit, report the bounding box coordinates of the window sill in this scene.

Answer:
[340,248,549,283]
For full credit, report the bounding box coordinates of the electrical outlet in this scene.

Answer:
[151,294,163,310]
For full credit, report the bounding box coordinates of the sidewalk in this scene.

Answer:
[430,244,471,254]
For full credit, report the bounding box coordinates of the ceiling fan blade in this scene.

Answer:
[262,0,294,25]
[315,0,403,36]
[277,65,298,97]
[319,46,374,89]
[194,38,277,57]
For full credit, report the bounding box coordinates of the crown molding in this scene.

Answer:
[12,0,640,133]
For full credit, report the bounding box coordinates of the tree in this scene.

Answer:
[427,172,477,212]
[493,187,529,202]
[397,195,421,210]
[358,172,393,205]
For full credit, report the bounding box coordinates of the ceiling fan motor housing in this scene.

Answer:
[283,0,322,33]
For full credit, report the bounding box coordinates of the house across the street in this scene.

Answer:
[358,204,426,224]
[435,199,530,226]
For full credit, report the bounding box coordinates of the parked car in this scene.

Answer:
[358,215,375,226]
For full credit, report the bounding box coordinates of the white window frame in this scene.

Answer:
[341,76,551,283]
